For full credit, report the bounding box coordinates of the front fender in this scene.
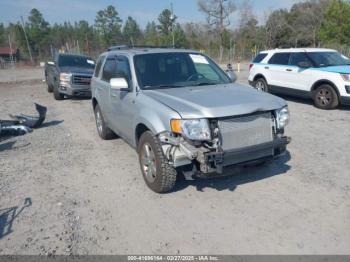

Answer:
[132,94,181,146]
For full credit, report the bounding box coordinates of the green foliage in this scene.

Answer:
[123,16,143,45]
[319,0,350,45]
[0,23,6,45]
[3,1,349,62]
[27,8,51,57]
[157,9,176,36]
[144,21,159,46]
[95,5,123,48]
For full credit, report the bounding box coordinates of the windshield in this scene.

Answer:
[134,52,231,89]
[308,52,350,67]
[58,55,95,68]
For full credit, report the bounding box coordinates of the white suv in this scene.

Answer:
[248,48,350,109]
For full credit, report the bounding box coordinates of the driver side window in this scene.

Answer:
[194,62,220,81]
[102,58,116,82]
[289,53,312,67]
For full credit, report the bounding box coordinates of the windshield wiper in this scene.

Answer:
[190,82,216,86]
[143,84,185,90]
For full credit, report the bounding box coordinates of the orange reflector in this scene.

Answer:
[170,119,182,133]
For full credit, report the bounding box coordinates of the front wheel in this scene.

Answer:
[53,84,64,100]
[138,131,177,193]
[254,78,268,92]
[313,84,339,110]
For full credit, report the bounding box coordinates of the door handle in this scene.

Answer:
[286,69,293,72]
[264,66,269,69]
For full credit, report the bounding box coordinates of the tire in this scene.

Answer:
[313,84,339,110]
[254,78,268,92]
[53,84,64,100]
[94,104,115,140]
[45,75,53,93]
[47,83,53,93]
[138,131,177,193]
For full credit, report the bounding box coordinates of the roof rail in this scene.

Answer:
[132,45,175,49]
[107,45,129,51]
[107,45,176,51]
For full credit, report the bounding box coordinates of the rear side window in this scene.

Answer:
[289,53,312,66]
[253,53,268,63]
[94,56,105,77]
[268,53,291,65]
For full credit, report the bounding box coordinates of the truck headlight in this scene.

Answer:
[170,119,211,141]
[276,106,290,129]
[60,73,71,83]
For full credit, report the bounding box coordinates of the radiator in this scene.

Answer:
[218,112,273,151]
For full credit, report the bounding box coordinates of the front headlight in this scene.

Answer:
[276,106,290,129]
[170,119,211,141]
[60,73,71,83]
[341,74,350,82]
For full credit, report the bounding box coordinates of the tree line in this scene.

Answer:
[0,0,349,63]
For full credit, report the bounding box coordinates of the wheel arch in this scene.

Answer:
[311,79,340,98]
[135,123,151,147]
[253,74,267,83]
[92,97,98,109]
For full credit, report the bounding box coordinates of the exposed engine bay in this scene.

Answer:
[159,111,291,180]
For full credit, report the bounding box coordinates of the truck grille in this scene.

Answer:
[72,75,92,85]
[218,112,273,151]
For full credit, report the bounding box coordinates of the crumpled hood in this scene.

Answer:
[143,83,286,118]
[60,66,94,75]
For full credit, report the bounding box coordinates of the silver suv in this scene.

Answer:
[91,46,291,193]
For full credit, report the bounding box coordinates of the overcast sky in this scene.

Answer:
[0,0,299,28]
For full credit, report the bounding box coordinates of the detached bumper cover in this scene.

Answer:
[204,136,290,168]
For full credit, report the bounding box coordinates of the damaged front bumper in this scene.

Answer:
[159,132,290,180]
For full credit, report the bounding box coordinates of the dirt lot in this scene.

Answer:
[0,67,350,255]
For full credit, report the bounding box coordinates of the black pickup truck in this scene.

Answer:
[45,53,95,100]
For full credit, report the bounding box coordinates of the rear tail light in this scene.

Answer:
[249,64,254,71]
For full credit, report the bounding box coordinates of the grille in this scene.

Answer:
[218,112,273,151]
[72,75,92,85]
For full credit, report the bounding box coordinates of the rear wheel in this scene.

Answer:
[254,78,268,92]
[94,104,115,140]
[313,84,339,110]
[138,131,177,193]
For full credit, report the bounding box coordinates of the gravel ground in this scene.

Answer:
[0,67,350,255]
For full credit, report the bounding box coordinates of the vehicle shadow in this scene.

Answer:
[0,140,16,151]
[39,120,64,128]
[69,96,92,101]
[276,94,350,111]
[174,152,291,193]
[0,198,32,240]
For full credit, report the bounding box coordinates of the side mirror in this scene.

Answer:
[47,61,55,66]
[226,70,237,83]
[298,61,312,68]
[110,78,129,91]
[226,63,236,82]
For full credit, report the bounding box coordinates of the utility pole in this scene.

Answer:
[170,3,175,48]
[20,16,33,64]
[8,34,13,63]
